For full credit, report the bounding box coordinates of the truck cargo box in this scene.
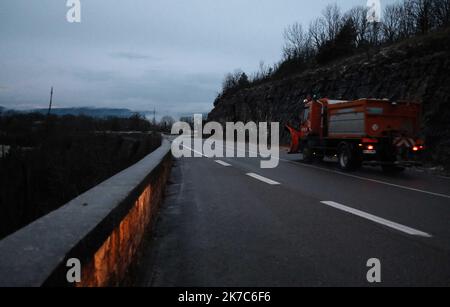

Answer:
[327,99,421,139]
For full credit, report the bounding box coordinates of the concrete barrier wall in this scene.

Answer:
[0,139,172,287]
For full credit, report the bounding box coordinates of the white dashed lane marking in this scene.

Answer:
[320,201,432,238]
[215,160,231,167]
[246,173,281,185]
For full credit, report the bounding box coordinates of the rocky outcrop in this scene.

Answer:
[208,29,450,169]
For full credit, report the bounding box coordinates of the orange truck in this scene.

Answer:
[286,98,424,172]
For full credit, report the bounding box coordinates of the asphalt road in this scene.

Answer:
[138,141,450,286]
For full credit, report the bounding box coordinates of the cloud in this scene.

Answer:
[1,0,400,117]
[109,52,157,61]
[70,69,117,83]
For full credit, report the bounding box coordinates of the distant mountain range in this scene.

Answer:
[0,106,152,118]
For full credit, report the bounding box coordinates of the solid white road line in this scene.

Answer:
[215,160,231,167]
[246,173,280,185]
[320,201,432,238]
[301,163,450,200]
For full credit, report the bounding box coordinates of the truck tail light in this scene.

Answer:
[363,143,377,154]
[362,138,378,143]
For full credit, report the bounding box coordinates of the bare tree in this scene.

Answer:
[283,22,306,59]
[309,17,327,49]
[432,0,450,28]
[383,4,402,43]
[346,6,370,47]
[411,0,434,34]
[398,0,417,38]
[252,61,273,82]
[322,3,343,41]
[308,4,343,52]
[283,22,314,61]
[222,69,243,93]
[217,0,450,95]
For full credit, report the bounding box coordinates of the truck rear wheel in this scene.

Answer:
[338,144,360,171]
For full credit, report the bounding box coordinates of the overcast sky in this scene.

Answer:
[0,0,396,118]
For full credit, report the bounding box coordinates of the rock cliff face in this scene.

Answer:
[208,29,450,169]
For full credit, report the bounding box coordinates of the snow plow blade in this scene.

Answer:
[285,124,302,154]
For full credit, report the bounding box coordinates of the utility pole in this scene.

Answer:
[153,107,156,125]
[47,86,54,116]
